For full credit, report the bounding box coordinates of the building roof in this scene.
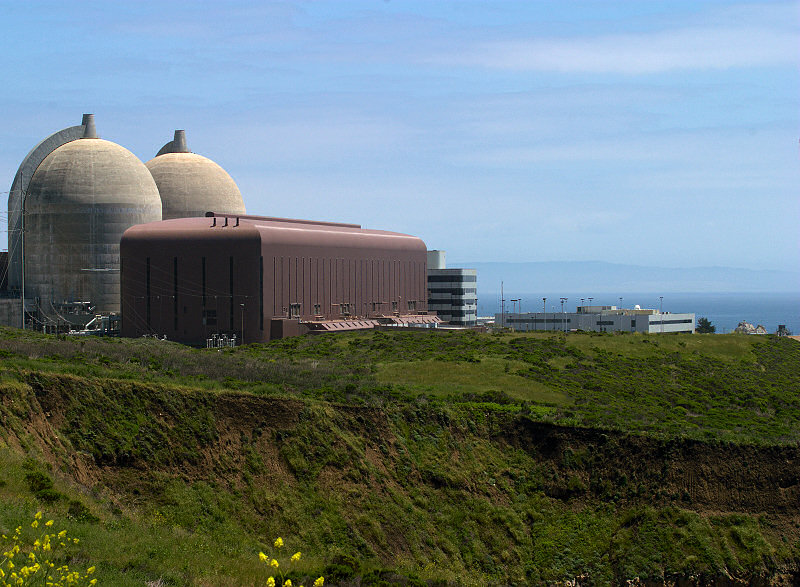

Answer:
[122,214,427,253]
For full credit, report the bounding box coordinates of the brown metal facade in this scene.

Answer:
[120,214,428,344]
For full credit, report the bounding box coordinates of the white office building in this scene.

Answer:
[427,250,477,327]
[496,305,695,334]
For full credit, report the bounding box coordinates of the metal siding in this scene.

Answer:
[121,215,428,343]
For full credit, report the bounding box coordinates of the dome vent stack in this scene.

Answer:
[172,129,189,153]
[81,114,98,139]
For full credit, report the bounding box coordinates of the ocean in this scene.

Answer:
[478,292,800,335]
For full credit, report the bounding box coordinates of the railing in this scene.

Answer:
[206,333,237,348]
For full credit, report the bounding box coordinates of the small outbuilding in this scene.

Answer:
[120,213,432,344]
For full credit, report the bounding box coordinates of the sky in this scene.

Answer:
[0,0,797,273]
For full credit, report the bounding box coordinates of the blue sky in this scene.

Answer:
[1,0,797,272]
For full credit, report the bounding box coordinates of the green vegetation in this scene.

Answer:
[1,328,798,445]
[0,327,798,585]
[696,317,716,334]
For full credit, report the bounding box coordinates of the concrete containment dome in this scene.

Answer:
[24,125,162,315]
[146,130,246,220]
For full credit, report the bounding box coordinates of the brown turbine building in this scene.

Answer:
[120,213,434,344]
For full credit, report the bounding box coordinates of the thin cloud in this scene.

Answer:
[439,24,798,74]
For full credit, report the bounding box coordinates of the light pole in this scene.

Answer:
[500,281,505,329]
[659,296,664,334]
[542,297,546,332]
[560,297,568,332]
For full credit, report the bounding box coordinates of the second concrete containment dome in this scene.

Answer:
[146,130,246,220]
[24,118,162,315]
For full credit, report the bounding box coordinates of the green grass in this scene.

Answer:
[562,331,757,362]
[0,328,798,444]
[0,327,799,584]
[377,358,571,405]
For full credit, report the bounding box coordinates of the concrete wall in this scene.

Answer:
[7,122,86,293]
[426,250,446,270]
[0,298,22,329]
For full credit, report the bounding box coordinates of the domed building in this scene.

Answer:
[8,114,162,323]
[146,130,246,220]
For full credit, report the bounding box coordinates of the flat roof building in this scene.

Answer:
[121,213,433,344]
[497,305,695,334]
[427,250,477,327]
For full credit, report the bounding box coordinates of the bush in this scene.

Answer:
[67,500,100,523]
[23,471,52,494]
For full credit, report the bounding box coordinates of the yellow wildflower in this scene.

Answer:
[57,530,67,539]
[291,552,301,562]
[274,537,284,549]
[30,520,38,529]
[266,577,276,587]
[87,566,96,574]
[314,578,324,587]
[259,552,268,563]
[284,580,292,587]
[34,512,43,520]
[270,559,279,569]
[45,520,54,527]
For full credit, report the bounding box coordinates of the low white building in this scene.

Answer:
[427,250,477,327]
[496,305,695,334]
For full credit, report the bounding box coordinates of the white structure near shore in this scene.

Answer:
[496,305,695,334]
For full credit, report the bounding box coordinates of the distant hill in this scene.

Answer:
[450,260,800,293]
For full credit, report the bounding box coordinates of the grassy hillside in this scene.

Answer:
[0,328,799,585]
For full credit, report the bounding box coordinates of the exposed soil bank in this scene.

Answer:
[4,374,800,585]
[508,418,800,516]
